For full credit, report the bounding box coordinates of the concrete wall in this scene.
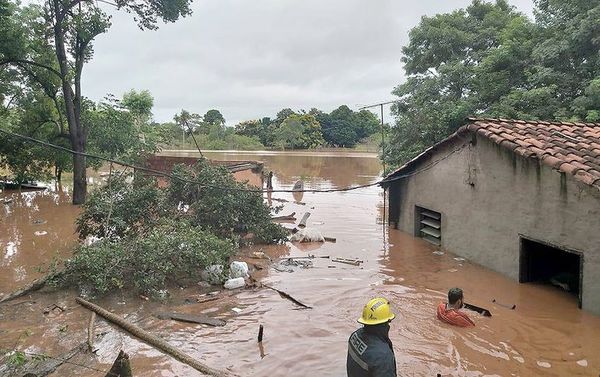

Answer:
[389,132,600,315]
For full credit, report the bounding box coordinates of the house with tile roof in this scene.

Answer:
[382,118,600,315]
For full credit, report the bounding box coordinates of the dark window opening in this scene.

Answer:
[416,206,441,245]
[519,237,583,308]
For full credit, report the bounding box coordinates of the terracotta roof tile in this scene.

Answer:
[588,169,600,179]
[387,118,600,191]
[571,161,591,172]
[575,170,600,186]
[542,155,564,169]
[500,140,519,151]
[559,163,579,175]
[524,138,545,149]
[466,118,600,188]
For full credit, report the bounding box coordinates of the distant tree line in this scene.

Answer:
[386,0,600,169]
[234,105,381,149]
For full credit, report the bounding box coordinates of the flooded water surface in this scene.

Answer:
[1,150,599,376]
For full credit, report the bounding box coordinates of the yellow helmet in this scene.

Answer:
[358,297,396,325]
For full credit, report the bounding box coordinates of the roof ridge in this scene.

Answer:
[467,117,600,127]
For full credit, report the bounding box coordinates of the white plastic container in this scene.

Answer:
[230,261,249,278]
[224,277,245,290]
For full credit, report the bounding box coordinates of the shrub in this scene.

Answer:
[61,221,235,296]
[59,158,285,297]
[76,174,164,240]
[167,160,288,243]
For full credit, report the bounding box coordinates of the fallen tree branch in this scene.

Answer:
[75,297,234,377]
[271,212,296,221]
[0,271,61,304]
[262,284,312,309]
[87,312,96,351]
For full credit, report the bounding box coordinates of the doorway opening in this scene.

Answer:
[519,236,583,308]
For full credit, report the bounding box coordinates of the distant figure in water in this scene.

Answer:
[437,287,475,327]
[266,171,273,190]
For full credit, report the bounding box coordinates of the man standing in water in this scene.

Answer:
[347,297,397,377]
[436,287,475,327]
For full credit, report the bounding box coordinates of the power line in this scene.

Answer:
[0,129,465,193]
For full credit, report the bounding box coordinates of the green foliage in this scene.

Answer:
[386,0,600,169]
[0,0,192,202]
[61,222,235,296]
[122,89,153,127]
[273,114,325,149]
[6,351,27,368]
[61,160,286,296]
[174,109,203,135]
[167,160,288,243]
[76,174,164,240]
[231,106,380,150]
[203,109,225,126]
[314,106,381,148]
[0,91,70,182]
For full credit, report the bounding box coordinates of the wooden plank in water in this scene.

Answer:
[154,311,226,326]
[463,303,492,317]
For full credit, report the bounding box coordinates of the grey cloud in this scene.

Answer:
[84,0,534,124]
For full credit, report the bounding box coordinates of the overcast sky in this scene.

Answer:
[84,0,534,125]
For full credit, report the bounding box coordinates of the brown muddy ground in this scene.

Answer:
[1,151,599,377]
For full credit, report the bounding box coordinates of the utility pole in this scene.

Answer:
[359,100,398,173]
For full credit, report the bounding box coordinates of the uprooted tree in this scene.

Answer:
[0,0,192,204]
[55,160,288,297]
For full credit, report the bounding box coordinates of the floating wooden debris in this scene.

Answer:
[196,295,220,304]
[463,303,492,317]
[298,212,311,228]
[492,299,516,310]
[263,284,312,309]
[88,312,96,351]
[271,212,297,221]
[258,324,264,342]
[155,311,226,327]
[331,257,363,266]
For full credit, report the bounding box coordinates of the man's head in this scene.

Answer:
[448,287,464,308]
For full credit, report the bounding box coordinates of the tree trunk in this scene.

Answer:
[53,0,87,204]
[72,147,86,204]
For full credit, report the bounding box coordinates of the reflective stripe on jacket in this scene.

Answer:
[346,328,397,377]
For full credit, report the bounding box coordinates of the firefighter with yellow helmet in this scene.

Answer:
[347,298,397,377]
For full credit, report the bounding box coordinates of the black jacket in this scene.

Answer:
[346,325,397,377]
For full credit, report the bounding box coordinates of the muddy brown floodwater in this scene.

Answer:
[1,150,600,377]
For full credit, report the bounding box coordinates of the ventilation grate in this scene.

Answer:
[417,207,441,245]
